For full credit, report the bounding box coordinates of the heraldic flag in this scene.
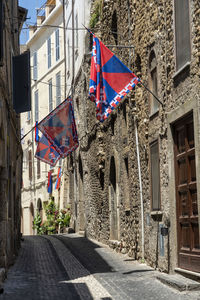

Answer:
[55,167,61,190]
[89,34,140,122]
[38,97,79,158]
[35,134,60,167]
[48,171,52,194]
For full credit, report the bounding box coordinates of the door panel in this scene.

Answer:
[174,113,200,272]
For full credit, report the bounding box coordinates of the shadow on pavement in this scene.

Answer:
[123,269,154,275]
[54,234,114,275]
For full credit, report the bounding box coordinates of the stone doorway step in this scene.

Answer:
[157,271,200,292]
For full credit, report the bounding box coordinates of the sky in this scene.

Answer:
[19,0,46,44]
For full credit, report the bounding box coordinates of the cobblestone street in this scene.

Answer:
[0,234,200,300]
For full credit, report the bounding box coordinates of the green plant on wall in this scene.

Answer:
[33,213,42,235]
[89,0,103,29]
[57,209,71,230]
[33,198,71,235]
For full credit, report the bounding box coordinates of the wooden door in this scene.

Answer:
[174,113,200,272]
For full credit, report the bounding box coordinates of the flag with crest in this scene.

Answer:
[38,97,79,158]
[55,167,62,190]
[48,171,52,194]
[89,34,140,121]
[35,134,60,166]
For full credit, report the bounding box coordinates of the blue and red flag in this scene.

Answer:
[48,171,52,194]
[89,34,140,121]
[35,134,60,166]
[38,97,79,158]
[55,167,61,190]
[35,121,39,143]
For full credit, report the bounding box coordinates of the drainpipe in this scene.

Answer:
[135,117,145,260]
[71,0,77,230]
[127,0,145,260]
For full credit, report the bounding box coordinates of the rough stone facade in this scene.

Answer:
[0,1,26,268]
[67,0,200,274]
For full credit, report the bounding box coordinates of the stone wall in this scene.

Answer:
[69,0,200,273]
[0,0,24,268]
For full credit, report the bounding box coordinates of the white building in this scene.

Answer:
[21,0,91,235]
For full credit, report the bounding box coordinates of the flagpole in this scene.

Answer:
[139,81,163,106]
[83,25,164,107]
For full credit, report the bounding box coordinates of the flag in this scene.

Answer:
[48,171,52,194]
[35,121,39,142]
[38,97,79,158]
[35,134,60,166]
[89,34,140,121]
[55,167,61,190]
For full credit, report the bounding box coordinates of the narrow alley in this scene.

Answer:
[0,234,199,300]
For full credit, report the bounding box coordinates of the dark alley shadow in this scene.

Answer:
[0,236,95,300]
[54,234,114,275]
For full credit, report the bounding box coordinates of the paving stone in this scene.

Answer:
[0,234,200,300]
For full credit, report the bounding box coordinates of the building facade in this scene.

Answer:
[21,0,65,235]
[69,0,200,275]
[0,0,26,268]
[21,0,92,235]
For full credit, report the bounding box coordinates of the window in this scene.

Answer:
[56,72,61,106]
[47,37,51,68]
[27,110,31,121]
[37,159,40,179]
[111,10,118,45]
[55,29,60,61]
[67,38,70,73]
[75,13,78,53]
[12,51,31,113]
[48,79,53,112]
[33,51,37,80]
[149,51,159,115]
[150,140,161,211]
[35,90,39,121]
[174,0,191,71]
[28,150,32,180]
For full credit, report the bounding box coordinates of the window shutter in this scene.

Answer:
[28,150,32,180]
[150,141,160,210]
[48,79,53,112]
[12,51,31,113]
[55,29,60,61]
[33,51,37,80]
[47,37,51,68]
[34,90,39,121]
[56,72,61,106]
[174,0,191,70]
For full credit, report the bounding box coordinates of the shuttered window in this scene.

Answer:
[67,39,70,73]
[33,51,37,80]
[174,0,191,70]
[150,140,161,210]
[28,150,32,180]
[48,79,53,112]
[149,51,159,115]
[47,37,51,68]
[56,72,61,106]
[35,90,39,121]
[55,29,60,61]
[12,51,31,113]
[75,13,78,51]
[37,159,40,179]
